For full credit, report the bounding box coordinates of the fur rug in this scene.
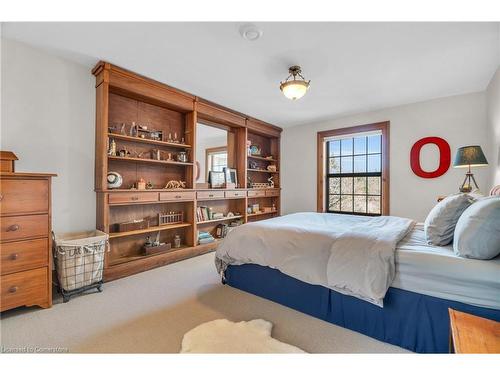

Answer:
[180,319,306,353]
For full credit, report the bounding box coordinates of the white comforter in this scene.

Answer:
[215,212,415,307]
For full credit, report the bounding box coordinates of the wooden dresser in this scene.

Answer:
[1,172,56,311]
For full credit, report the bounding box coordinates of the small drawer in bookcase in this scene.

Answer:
[247,190,266,198]
[197,191,225,200]
[265,189,280,197]
[108,192,159,204]
[224,191,246,198]
[159,191,195,201]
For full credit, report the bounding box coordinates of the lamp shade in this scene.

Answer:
[453,146,488,168]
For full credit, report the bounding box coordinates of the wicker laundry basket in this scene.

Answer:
[52,230,109,302]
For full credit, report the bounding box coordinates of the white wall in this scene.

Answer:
[1,38,95,233]
[281,92,491,221]
[486,67,500,187]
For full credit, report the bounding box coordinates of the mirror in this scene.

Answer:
[196,123,229,187]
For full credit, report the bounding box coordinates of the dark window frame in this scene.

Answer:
[317,122,390,215]
[326,134,382,216]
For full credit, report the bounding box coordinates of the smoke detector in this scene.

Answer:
[239,24,263,41]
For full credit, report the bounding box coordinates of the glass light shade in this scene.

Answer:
[280,80,309,100]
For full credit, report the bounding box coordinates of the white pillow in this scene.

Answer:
[424,194,474,246]
[453,197,500,259]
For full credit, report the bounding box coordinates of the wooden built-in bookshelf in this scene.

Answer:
[93,61,282,281]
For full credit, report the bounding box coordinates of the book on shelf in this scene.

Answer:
[197,230,215,244]
[196,206,212,222]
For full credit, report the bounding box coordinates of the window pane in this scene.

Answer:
[353,137,366,155]
[367,154,381,172]
[354,196,367,213]
[341,177,353,194]
[367,176,381,195]
[329,140,340,157]
[329,195,340,211]
[341,138,353,156]
[354,177,367,194]
[368,196,381,214]
[353,155,367,173]
[329,177,340,194]
[341,195,353,212]
[340,156,353,173]
[368,134,381,154]
[329,157,340,173]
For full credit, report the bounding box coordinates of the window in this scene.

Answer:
[205,146,227,179]
[317,122,389,216]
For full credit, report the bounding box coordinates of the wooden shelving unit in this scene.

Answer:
[197,215,244,225]
[247,169,279,174]
[247,210,278,217]
[93,61,282,281]
[109,222,192,239]
[108,155,194,166]
[107,133,192,148]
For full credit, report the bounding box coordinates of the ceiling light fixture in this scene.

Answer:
[279,65,310,100]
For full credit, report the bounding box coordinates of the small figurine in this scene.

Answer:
[268,176,275,188]
[167,152,173,161]
[174,234,181,248]
[129,122,138,137]
[137,178,146,190]
[181,137,185,144]
[173,132,179,143]
[267,164,277,172]
[164,180,186,189]
[168,133,173,142]
[146,181,154,190]
[108,139,117,156]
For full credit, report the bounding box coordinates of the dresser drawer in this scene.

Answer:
[108,192,158,204]
[197,191,225,200]
[247,190,266,198]
[159,191,196,201]
[225,190,246,198]
[0,179,49,215]
[1,267,48,311]
[1,238,48,275]
[265,189,280,197]
[1,214,48,242]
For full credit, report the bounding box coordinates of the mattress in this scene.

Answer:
[393,224,500,309]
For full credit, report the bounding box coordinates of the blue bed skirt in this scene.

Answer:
[225,264,500,353]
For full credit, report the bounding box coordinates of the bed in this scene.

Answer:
[215,212,500,353]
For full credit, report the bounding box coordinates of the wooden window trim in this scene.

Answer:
[205,146,227,181]
[317,121,390,215]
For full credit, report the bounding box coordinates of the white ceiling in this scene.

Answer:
[2,22,499,128]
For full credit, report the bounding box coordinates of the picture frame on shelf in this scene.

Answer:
[208,171,226,188]
[223,167,238,187]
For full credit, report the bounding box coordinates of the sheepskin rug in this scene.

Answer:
[180,319,306,353]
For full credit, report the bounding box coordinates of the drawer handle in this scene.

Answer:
[175,195,182,199]
[8,286,18,293]
[130,197,139,201]
[9,253,19,260]
[209,194,214,197]
[7,224,20,232]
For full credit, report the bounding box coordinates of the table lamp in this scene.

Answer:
[453,145,488,192]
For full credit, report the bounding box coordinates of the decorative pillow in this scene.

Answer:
[453,197,500,259]
[424,194,474,246]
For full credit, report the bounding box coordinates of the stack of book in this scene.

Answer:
[196,206,212,222]
[198,231,215,245]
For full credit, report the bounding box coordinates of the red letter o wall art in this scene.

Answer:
[410,137,451,178]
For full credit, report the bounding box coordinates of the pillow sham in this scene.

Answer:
[453,196,500,259]
[424,193,474,246]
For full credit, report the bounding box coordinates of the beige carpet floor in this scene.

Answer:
[0,253,408,353]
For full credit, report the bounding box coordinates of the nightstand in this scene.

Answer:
[449,308,500,353]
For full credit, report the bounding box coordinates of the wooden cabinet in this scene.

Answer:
[93,61,282,281]
[0,172,55,312]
